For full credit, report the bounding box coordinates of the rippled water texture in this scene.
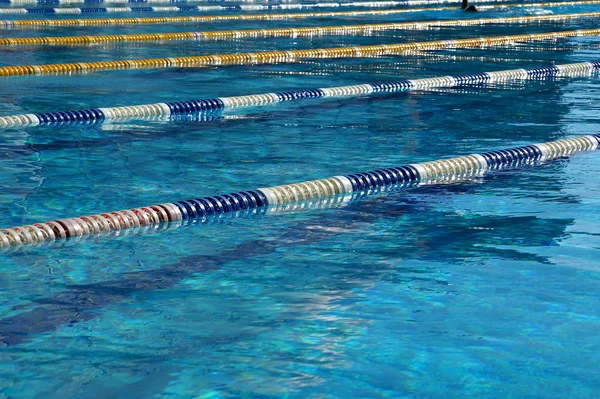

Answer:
[0,1,600,398]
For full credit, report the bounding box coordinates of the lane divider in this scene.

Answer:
[0,28,599,77]
[1,134,598,248]
[0,61,598,128]
[5,0,597,16]
[0,8,453,28]
[0,0,519,14]
[0,193,362,251]
[0,0,520,6]
[3,12,600,47]
[4,1,600,27]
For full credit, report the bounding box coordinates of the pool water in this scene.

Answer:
[1,1,600,398]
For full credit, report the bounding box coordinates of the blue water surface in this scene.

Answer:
[0,1,600,398]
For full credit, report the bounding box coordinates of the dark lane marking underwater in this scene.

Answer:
[0,170,576,346]
[0,195,380,346]
[0,195,395,346]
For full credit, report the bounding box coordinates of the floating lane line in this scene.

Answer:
[0,61,598,127]
[0,0,527,6]
[1,28,600,77]
[0,194,365,252]
[4,1,600,27]
[2,0,595,15]
[1,134,598,248]
[0,0,523,14]
[0,8,451,28]
[3,12,600,47]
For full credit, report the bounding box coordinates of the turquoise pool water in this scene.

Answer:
[1,2,600,398]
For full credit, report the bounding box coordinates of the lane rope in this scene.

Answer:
[1,28,600,77]
[0,0,514,14]
[0,0,589,15]
[0,0,523,6]
[1,134,598,247]
[4,1,600,27]
[3,12,600,47]
[0,197,359,251]
[0,8,452,28]
[0,61,598,128]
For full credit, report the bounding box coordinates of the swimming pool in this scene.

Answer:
[1,0,600,397]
